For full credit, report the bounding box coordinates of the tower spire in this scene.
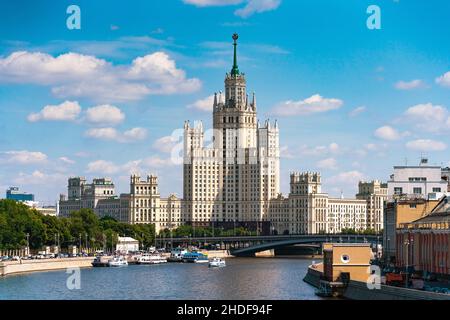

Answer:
[231,33,240,76]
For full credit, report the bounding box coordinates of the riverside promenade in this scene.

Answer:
[0,257,94,276]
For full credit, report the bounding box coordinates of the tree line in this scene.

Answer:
[0,200,155,251]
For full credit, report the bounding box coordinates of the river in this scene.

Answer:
[0,257,322,300]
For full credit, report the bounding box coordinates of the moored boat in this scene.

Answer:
[108,256,128,267]
[137,253,167,265]
[182,251,208,263]
[167,247,188,262]
[92,255,111,267]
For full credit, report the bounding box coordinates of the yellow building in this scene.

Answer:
[383,198,439,261]
[323,243,373,283]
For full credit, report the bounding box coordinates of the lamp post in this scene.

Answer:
[404,238,410,288]
[26,233,30,256]
[79,233,82,254]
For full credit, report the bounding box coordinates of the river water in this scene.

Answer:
[0,257,322,300]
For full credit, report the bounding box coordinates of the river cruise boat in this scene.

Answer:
[182,251,208,263]
[167,247,188,262]
[137,253,167,265]
[108,256,128,267]
[208,257,226,268]
[92,255,111,267]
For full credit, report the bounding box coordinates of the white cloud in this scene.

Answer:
[183,0,281,18]
[27,101,81,122]
[299,143,340,157]
[316,158,338,170]
[270,94,343,116]
[122,127,147,141]
[153,135,179,153]
[394,79,426,90]
[85,127,147,143]
[187,95,214,112]
[58,157,75,164]
[405,139,447,152]
[235,0,281,18]
[328,171,366,186]
[0,51,201,102]
[85,104,125,125]
[86,160,120,175]
[85,127,119,141]
[13,170,66,185]
[348,106,366,117]
[403,103,450,133]
[182,0,243,6]
[435,71,450,87]
[0,150,48,164]
[374,125,401,141]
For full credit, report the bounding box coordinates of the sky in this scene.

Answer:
[1,0,450,205]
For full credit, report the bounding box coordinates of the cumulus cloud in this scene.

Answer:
[0,51,201,102]
[58,157,75,165]
[374,125,401,141]
[85,127,147,143]
[86,160,120,175]
[187,95,214,112]
[299,143,340,157]
[85,104,125,125]
[27,101,81,122]
[435,71,450,87]
[0,150,48,164]
[316,158,338,170]
[270,94,343,116]
[13,170,67,185]
[405,139,447,152]
[394,79,426,90]
[153,135,180,153]
[328,171,366,186]
[403,103,450,133]
[86,156,178,176]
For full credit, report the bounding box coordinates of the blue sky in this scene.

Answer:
[1,0,450,204]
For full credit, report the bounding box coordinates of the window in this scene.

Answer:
[410,204,417,209]
[413,187,422,194]
[341,254,350,263]
[433,187,441,193]
[394,187,403,195]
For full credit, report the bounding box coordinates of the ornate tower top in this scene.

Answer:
[231,33,240,76]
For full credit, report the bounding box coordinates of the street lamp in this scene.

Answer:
[404,238,410,288]
[26,233,30,256]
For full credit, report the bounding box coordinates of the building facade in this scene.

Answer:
[6,186,34,202]
[387,158,448,199]
[356,180,388,232]
[396,196,450,276]
[268,172,367,235]
[183,33,280,226]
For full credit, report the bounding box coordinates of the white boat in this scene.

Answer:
[137,253,167,265]
[108,256,128,267]
[167,247,188,262]
[209,257,226,268]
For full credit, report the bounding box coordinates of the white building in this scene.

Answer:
[356,180,388,232]
[268,172,367,235]
[387,158,448,199]
[116,236,139,253]
[183,33,280,225]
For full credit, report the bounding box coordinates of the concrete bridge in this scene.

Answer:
[162,234,382,257]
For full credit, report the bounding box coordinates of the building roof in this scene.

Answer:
[117,236,138,242]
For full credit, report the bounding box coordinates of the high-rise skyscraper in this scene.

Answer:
[183,34,280,226]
